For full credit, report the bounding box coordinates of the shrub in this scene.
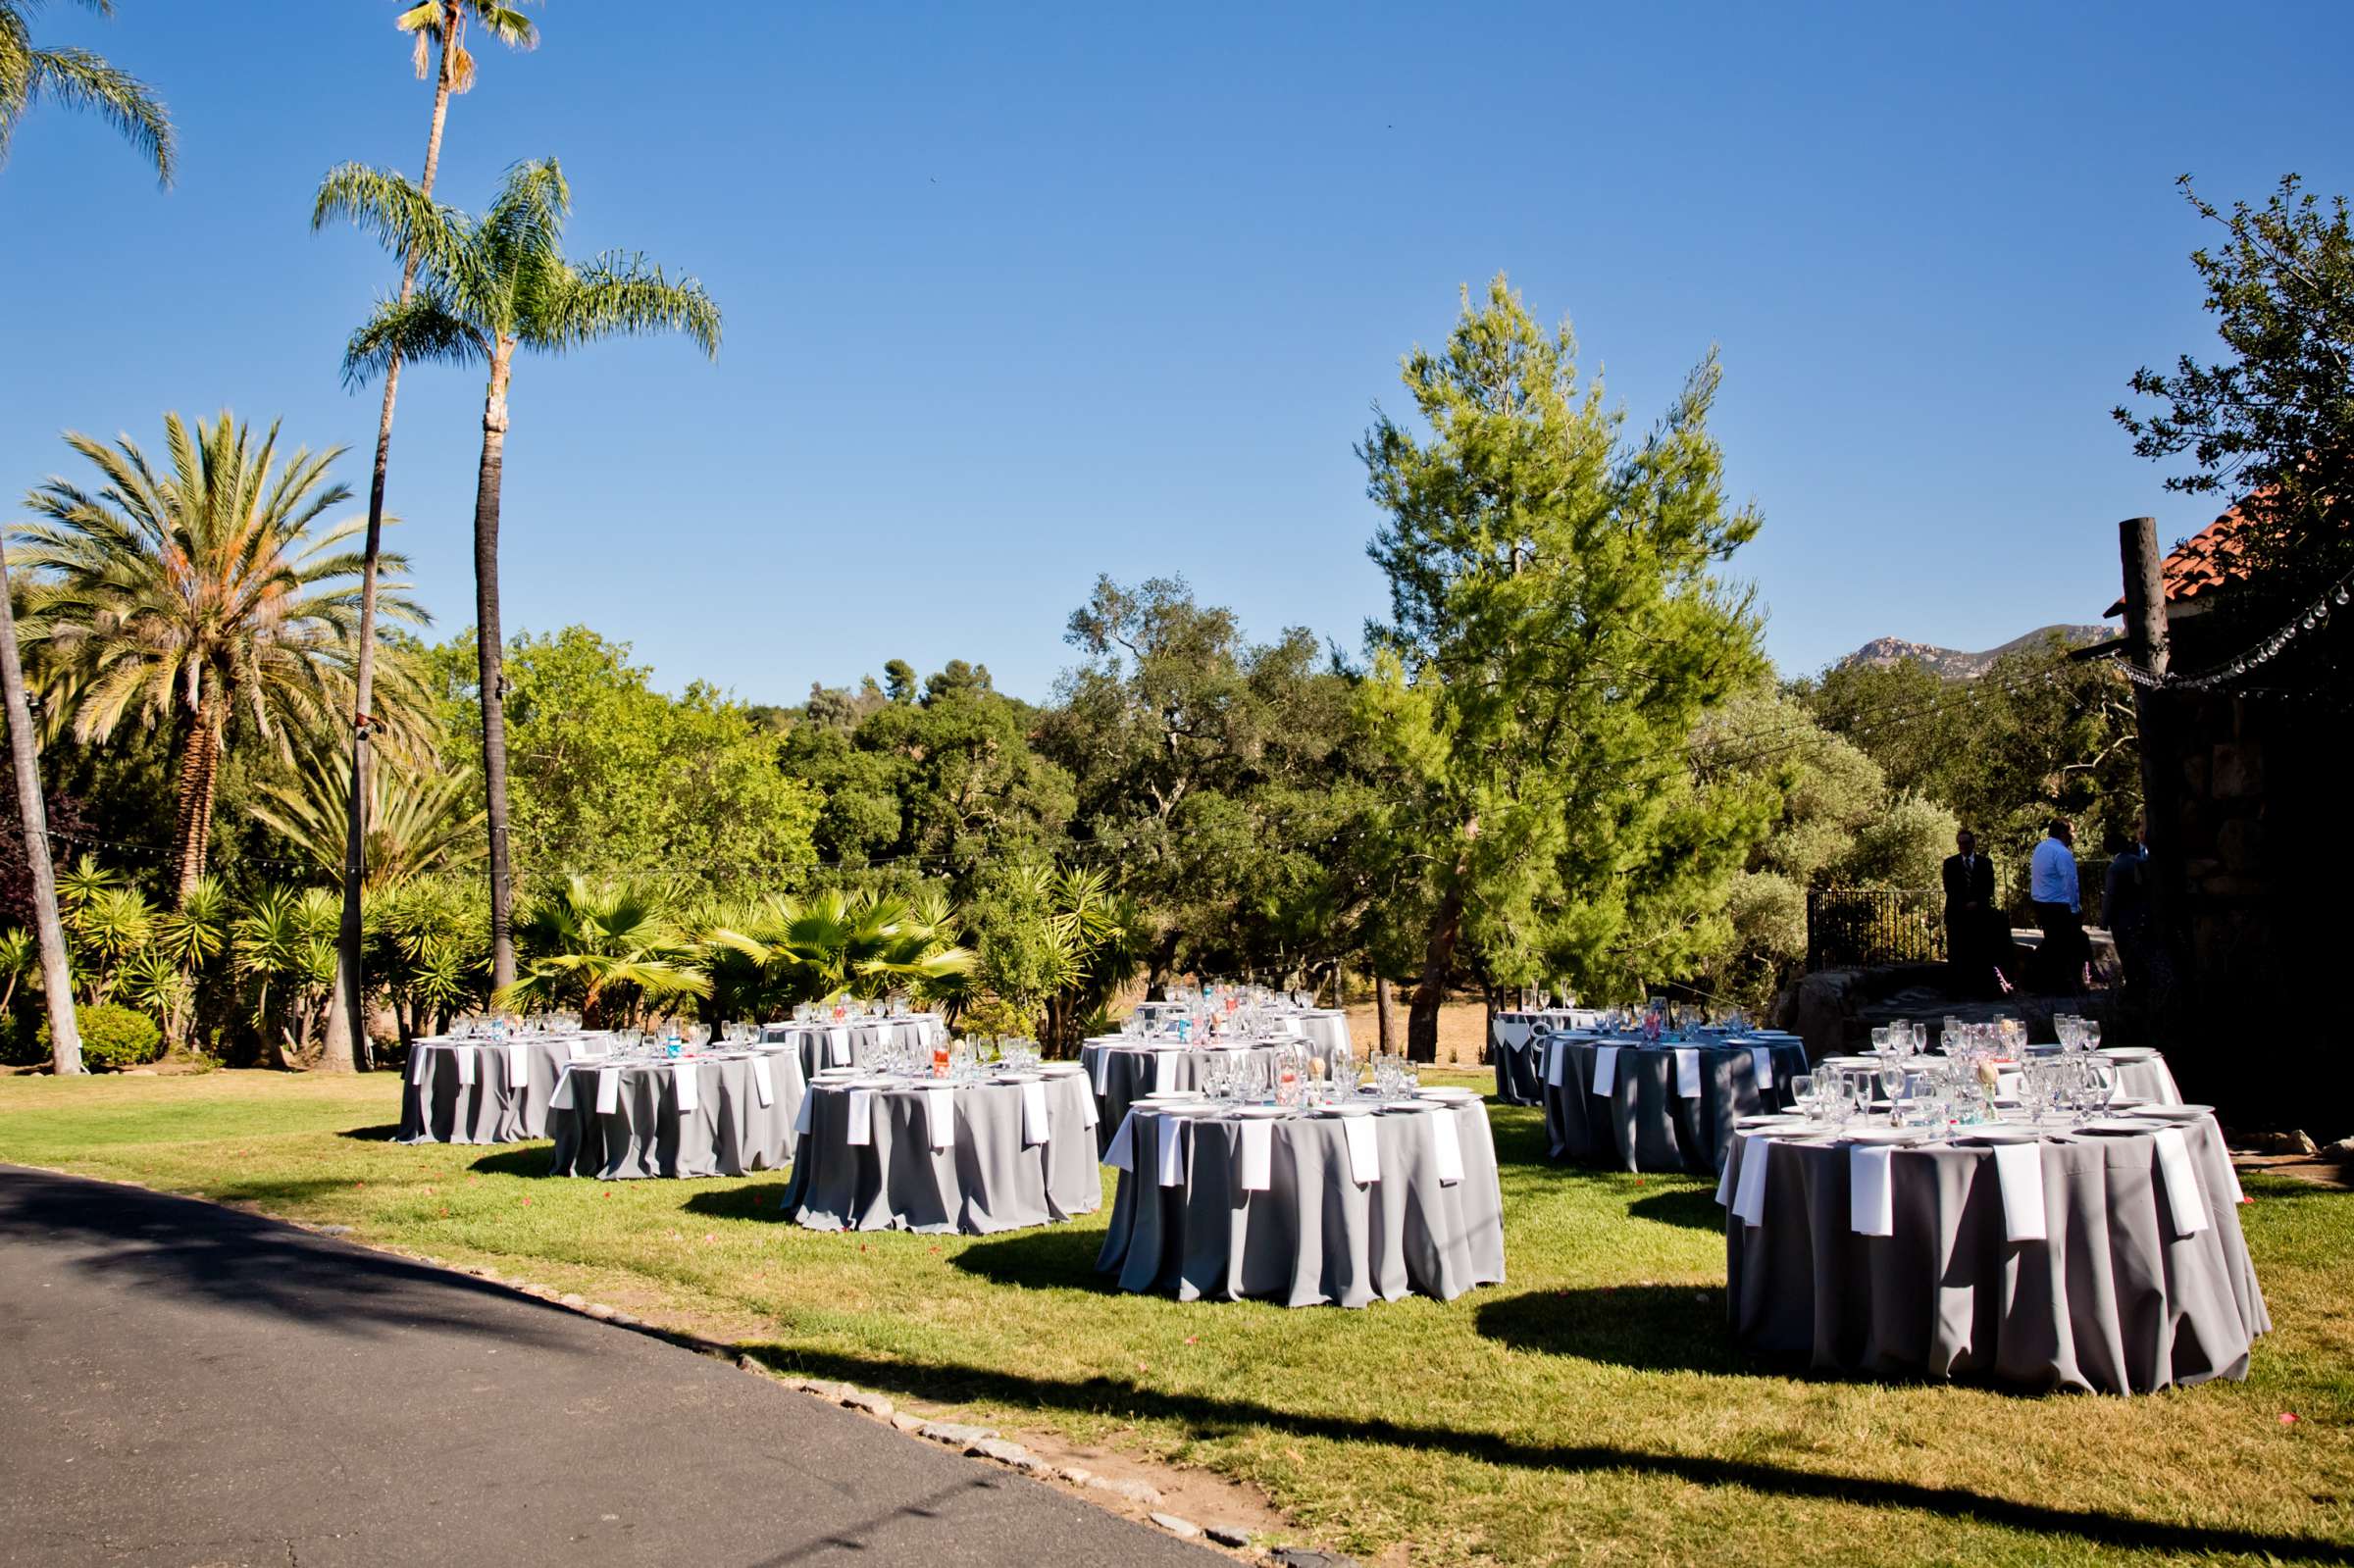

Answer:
[0,1009,41,1068]
[39,1002,165,1072]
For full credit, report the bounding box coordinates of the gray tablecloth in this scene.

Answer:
[545,1052,807,1179]
[1540,1036,1810,1173]
[1097,1097,1506,1307]
[1079,1038,1353,1155]
[1718,1115,2268,1393]
[781,1072,1100,1235]
[759,1016,946,1080]
[1490,1011,1601,1104]
[398,1036,613,1143]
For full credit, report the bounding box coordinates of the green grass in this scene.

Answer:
[3,1070,2349,1565]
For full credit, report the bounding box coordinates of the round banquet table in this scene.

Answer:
[1097,1094,1506,1307]
[758,1014,947,1079]
[1540,1034,1810,1173]
[1079,1037,1354,1155]
[780,1070,1100,1235]
[544,1051,807,1179]
[1490,1010,1601,1104]
[1715,1110,2267,1393]
[398,1034,614,1143]
[1820,1047,2187,1112]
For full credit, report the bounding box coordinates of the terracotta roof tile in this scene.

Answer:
[2104,496,2261,617]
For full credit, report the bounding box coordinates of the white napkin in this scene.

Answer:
[1714,1133,1741,1206]
[1496,1019,1531,1050]
[672,1061,699,1115]
[504,1043,530,1089]
[872,1021,895,1052]
[565,1039,588,1062]
[793,1087,815,1138]
[1342,1114,1381,1185]
[1431,1107,1464,1186]
[750,1054,775,1108]
[1238,1118,1273,1191]
[1991,1140,2047,1243]
[1545,1040,1568,1087]
[1592,1045,1620,1097]
[925,1084,955,1150]
[845,1087,875,1146]
[1090,1048,1110,1093]
[1730,1136,1771,1227]
[826,1027,850,1067]
[549,1066,576,1110]
[1280,1016,1304,1037]
[409,1046,431,1086]
[1020,1081,1050,1146]
[1076,1083,1098,1129]
[1104,1110,1137,1172]
[1673,1048,1702,1099]
[594,1067,621,1115]
[1750,1045,1774,1090]
[451,1044,476,1087]
[1155,1116,1187,1188]
[1850,1144,1894,1237]
[1152,1050,1176,1093]
[2151,1126,2211,1236]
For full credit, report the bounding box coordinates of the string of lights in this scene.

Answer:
[2117,567,2354,695]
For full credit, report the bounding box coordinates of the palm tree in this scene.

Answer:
[11,412,427,904]
[497,875,708,1025]
[322,0,537,1074]
[706,887,976,1017]
[251,741,484,889]
[0,0,174,182]
[315,156,722,992]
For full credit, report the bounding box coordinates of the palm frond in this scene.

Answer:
[340,286,486,388]
[312,162,474,285]
[539,251,722,358]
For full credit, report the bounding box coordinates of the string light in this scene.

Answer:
[2117,565,2353,694]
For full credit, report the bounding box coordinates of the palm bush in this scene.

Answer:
[366,876,486,1042]
[233,885,340,1066]
[701,886,974,1023]
[252,742,484,888]
[497,876,707,1025]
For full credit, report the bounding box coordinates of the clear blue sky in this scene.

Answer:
[5,2,2348,704]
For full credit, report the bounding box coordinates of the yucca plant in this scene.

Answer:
[233,885,340,1065]
[365,876,486,1042]
[0,925,33,1012]
[66,884,154,1007]
[146,874,229,1047]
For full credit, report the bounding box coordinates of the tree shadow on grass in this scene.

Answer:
[1473,1285,1742,1375]
[1625,1187,1724,1232]
[745,1339,2354,1563]
[947,1225,1109,1292]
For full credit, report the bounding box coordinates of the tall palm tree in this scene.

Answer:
[315,156,721,992]
[322,0,537,1074]
[11,412,427,904]
[0,0,174,182]
[1,0,175,1075]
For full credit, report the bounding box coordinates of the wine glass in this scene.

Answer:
[1790,1073,1819,1122]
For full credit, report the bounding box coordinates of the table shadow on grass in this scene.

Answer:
[1472,1285,1741,1374]
[747,1341,2354,1563]
[336,1124,403,1141]
[1623,1186,1725,1231]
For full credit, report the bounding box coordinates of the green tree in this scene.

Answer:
[0,0,172,181]
[13,413,425,903]
[316,156,721,992]
[1358,277,1766,1057]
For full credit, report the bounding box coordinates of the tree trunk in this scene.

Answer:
[0,541,81,1074]
[476,345,518,992]
[169,694,225,906]
[1374,972,1394,1057]
[325,21,462,1075]
[1406,880,1465,1064]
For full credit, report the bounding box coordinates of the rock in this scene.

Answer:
[1270,1549,1359,1568]
[916,1421,998,1446]
[559,1293,588,1309]
[1148,1513,1202,1540]
[2325,1137,2354,1162]
[797,1379,852,1402]
[1086,1476,1164,1508]
[2240,1130,2320,1156]
[1054,1466,1094,1486]
[584,1303,616,1320]
[737,1354,767,1374]
[839,1389,895,1419]
[1205,1523,1253,1547]
[965,1438,1031,1464]
[315,1225,354,1237]
[889,1413,926,1434]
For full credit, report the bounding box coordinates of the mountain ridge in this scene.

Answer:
[1837,624,2117,680]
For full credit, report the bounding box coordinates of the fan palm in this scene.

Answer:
[11,412,428,903]
[251,742,485,889]
[497,875,708,1024]
[315,157,721,991]
[0,0,174,182]
[321,0,537,1073]
[707,887,975,1012]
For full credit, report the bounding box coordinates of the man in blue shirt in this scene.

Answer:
[2028,817,2087,992]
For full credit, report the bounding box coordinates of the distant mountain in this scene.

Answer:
[1837,625,2118,680]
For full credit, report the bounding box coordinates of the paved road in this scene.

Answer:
[0,1166,1215,1568]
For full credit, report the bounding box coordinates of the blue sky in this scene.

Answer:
[4,2,2348,705]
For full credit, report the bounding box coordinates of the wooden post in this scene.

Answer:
[2119,517,2185,1043]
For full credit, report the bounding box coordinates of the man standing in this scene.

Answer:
[2105,813,2154,1005]
[1941,829,1998,996]
[2029,816,2087,992]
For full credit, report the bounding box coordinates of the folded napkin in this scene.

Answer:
[549,1065,576,1110]
[1155,1116,1187,1188]
[594,1066,621,1116]
[793,1087,815,1138]
[1020,1080,1050,1146]
[871,1020,896,1051]
[1238,1117,1273,1191]
[1546,1040,1568,1087]
[1730,1136,1771,1227]
[1104,1110,1137,1172]
[1091,1048,1110,1093]
[1431,1106,1464,1186]
[1991,1140,2047,1243]
[1750,1045,1774,1091]
[1673,1047,1702,1099]
[1280,1017,1304,1037]
[1342,1114,1381,1186]
[565,1039,588,1063]
[750,1054,775,1108]
[668,1061,698,1115]
[1152,1050,1176,1094]
[410,1047,431,1086]
[451,1044,477,1087]
[925,1084,955,1150]
[1850,1144,1895,1237]
[1592,1044,1620,1097]
[1076,1083,1098,1129]
[845,1087,875,1146]
[826,1027,850,1067]
[1714,1133,1742,1207]
[1496,1019,1531,1050]
[2151,1126,2211,1236]
[505,1043,531,1089]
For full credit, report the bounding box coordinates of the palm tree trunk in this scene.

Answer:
[169,694,225,907]
[0,541,82,1074]
[475,345,518,992]
[324,12,463,1075]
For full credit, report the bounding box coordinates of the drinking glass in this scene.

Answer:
[2082,1020,2102,1052]
[1790,1074,1819,1121]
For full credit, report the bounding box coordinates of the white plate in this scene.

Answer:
[2135,1103,2213,1121]
[2076,1118,2164,1136]
[1035,1062,1088,1076]
[1377,1100,1434,1113]
[2099,1047,2160,1061]
[1955,1126,2041,1144]
[1313,1104,1379,1117]
[1416,1087,1479,1103]
[1228,1104,1288,1118]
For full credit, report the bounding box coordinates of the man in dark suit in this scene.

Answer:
[1942,829,1999,996]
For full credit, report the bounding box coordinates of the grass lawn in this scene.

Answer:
[2,1069,2348,1566]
